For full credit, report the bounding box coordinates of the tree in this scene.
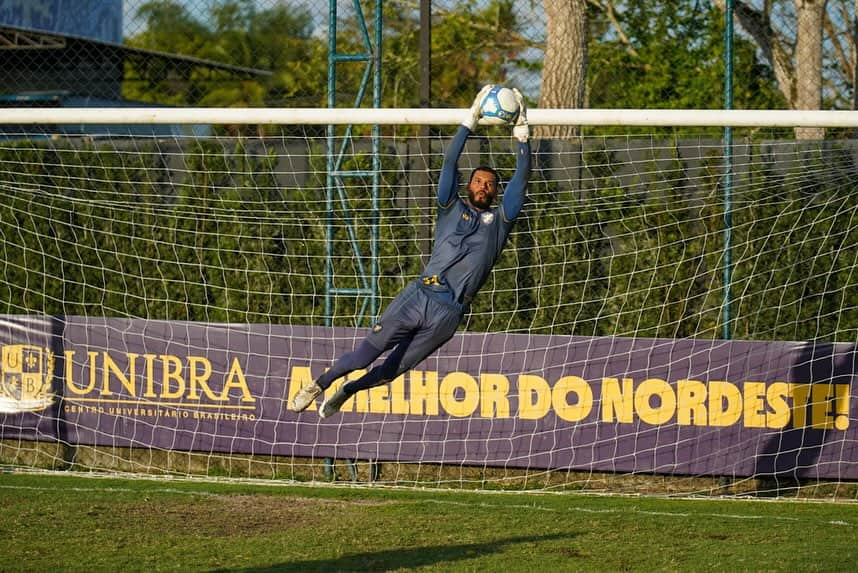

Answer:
[586,1,785,133]
[535,0,588,139]
[823,0,858,110]
[712,0,828,139]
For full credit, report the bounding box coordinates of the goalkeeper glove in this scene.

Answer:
[461,84,494,132]
[512,88,529,143]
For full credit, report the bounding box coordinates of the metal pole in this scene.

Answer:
[417,0,432,265]
[325,0,337,325]
[723,0,734,341]
[325,0,384,481]
[371,0,382,320]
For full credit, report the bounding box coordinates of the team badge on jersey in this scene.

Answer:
[372,323,383,333]
[481,211,495,225]
[462,213,470,221]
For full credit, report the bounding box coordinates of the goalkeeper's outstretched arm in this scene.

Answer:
[502,88,531,222]
[437,85,494,208]
[437,126,469,209]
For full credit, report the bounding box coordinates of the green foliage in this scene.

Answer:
[123,0,535,113]
[729,144,858,341]
[124,0,326,108]
[587,2,785,136]
[118,0,790,140]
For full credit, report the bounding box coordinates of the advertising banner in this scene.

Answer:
[1,315,855,478]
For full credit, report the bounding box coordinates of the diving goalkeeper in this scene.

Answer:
[289,85,532,419]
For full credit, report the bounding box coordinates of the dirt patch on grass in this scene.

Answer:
[133,494,357,537]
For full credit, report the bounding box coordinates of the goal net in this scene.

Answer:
[0,108,856,497]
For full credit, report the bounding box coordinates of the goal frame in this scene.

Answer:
[4,107,858,127]
[2,107,857,493]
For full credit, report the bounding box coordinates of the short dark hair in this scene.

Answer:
[469,166,500,186]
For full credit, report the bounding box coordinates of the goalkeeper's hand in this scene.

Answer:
[461,84,494,132]
[512,88,529,143]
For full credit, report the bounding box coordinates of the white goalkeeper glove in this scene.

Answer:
[462,84,494,132]
[512,88,529,143]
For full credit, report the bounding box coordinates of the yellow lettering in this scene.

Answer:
[552,376,592,422]
[708,381,742,426]
[1,346,18,370]
[766,382,791,429]
[790,384,811,428]
[410,370,439,416]
[65,350,95,395]
[369,383,390,414]
[676,379,707,426]
[480,373,510,418]
[518,374,550,419]
[743,382,767,428]
[160,354,185,399]
[635,378,676,425]
[187,356,216,400]
[440,372,479,417]
[811,384,835,430]
[223,357,253,402]
[601,377,634,423]
[142,354,158,398]
[101,352,137,396]
[834,384,850,430]
[389,374,409,414]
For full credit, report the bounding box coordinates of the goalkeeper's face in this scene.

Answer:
[467,168,499,210]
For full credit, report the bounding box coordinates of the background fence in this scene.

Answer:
[1,1,856,119]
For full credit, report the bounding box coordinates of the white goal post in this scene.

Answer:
[0,107,856,497]
[4,107,858,127]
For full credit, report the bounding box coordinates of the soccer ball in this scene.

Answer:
[479,86,520,126]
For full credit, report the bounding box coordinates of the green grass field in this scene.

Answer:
[1,471,856,572]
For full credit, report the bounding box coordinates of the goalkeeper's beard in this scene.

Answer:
[468,188,494,210]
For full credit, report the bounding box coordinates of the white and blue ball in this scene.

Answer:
[479,86,520,125]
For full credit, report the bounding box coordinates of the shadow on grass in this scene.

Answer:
[214,532,577,572]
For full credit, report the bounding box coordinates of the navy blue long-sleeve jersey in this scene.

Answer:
[421,126,531,305]
[312,126,533,396]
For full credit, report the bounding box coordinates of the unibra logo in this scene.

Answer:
[61,351,257,421]
[0,344,55,413]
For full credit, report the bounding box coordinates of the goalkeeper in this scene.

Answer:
[289,85,532,419]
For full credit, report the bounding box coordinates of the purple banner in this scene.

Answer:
[1,315,855,478]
